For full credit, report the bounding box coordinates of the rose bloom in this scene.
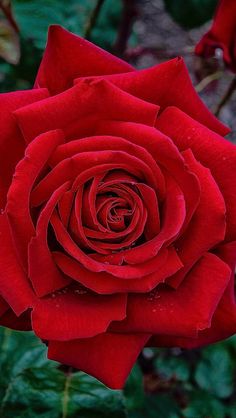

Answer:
[0,25,236,389]
[195,0,236,72]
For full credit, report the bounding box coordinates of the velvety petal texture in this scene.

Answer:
[48,333,150,389]
[0,25,235,390]
[35,25,133,94]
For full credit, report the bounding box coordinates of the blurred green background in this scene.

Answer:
[1,329,236,418]
[1,0,236,417]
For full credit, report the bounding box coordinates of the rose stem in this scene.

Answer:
[84,0,106,40]
[113,0,138,57]
[214,75,236,117]
[195,71,223,93]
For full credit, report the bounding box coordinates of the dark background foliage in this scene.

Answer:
[1,1,236,417]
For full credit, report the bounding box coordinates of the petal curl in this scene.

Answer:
[111,253,231,338]
[6,130,65,268]
[28,182,72,297]
[168,149,226,288]
[151,242,236,348]
[75,57,228,136]
[96,121,200,234]
[0,88,49,206]
[32,290,127,340]
[156,106,236,241]
[48,333,150,389]
[53,246,182,294]
[35,25,133,94]
[15,80,158,144]
[0,213,35,315]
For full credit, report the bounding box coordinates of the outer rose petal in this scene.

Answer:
[48,333,150,389]
[168,148,226,288]
[15,80,158,144]
[75,58,228,136]
[156,106,236,241]
[6,130,65,269]
[111,253,231,338]
[151,242,236,348]
[0,88,49,206]
[0,213,35,315]
[32,291,127,341]
[195,0,236,72]
[35,25,133,94]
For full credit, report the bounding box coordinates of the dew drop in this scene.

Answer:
[74,289,87,295]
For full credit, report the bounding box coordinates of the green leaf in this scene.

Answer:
[135,394,181,418]
[124,364,145,412]
[183,390,226,418]
[194,345,234,399]
[155,352,190,382]
[12,0,124,51]
[0,328,127,418]
[91,0,123,50]
[163,0,218,29]
[12,0,65,49]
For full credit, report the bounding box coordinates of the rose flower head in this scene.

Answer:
[0,26,236,389]
[195,0,236,72]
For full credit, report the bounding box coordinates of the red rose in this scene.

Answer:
[195,0,236,72]
[0,26,236,389]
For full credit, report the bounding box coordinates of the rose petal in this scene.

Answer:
[0,88,49,206]
[75,57,228,136]
[31,150,158,207]
[32,289,127,340]
[35,25,133,94]
[111,253,231,337]
[53,246,182,294]
[50,211,182,279]
[0,213,35,315]
[167,148,226,288]
[49,135,165,200]
[48,332,150,389]
[97,173,186,266]
[195,0,236,71]
[151,242,236,348]
[15,80,158,144]
[96,121,200,233]
[28,182,72,297]
[6,129,65,268]
[156,106,236,241]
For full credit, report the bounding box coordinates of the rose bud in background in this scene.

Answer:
[195,0,236,72]
[0,25,236,389]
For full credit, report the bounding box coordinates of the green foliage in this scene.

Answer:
[11,0,123,51]
[163,0,218,29]
[1,327,236,417]
[194,345,234,398]
[0,0,125,92]
[0,328,127,418]
[155,349,191,382]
